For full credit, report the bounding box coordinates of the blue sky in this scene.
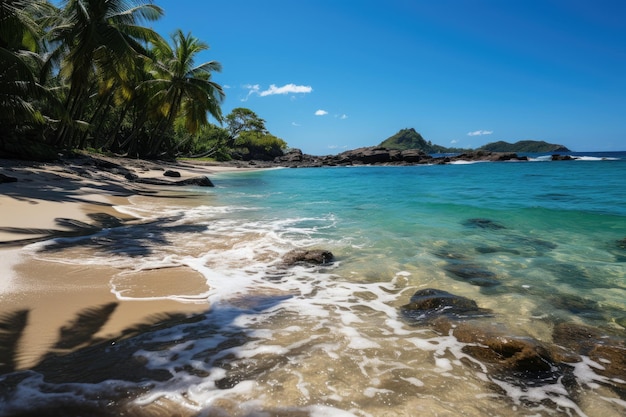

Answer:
[151,0,625,154]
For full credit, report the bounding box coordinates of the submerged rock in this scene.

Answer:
[553,322,626,396]
[612,238,626,262]
[444,263,501,287]
[400,288,491,323]
[432,248,470,260]
[402,290,572,389]
[463,218,506,230]
[281,249,334,266]
[448,321,572,387]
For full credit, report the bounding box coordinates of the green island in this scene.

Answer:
[379,128,570,154]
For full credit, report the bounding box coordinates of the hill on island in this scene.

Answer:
[478,140,570,153]
[378,129,570,154]
[378,128,465,153]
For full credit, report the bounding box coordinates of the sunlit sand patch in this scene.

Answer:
[111,266,211,302]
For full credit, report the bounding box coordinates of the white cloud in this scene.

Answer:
[450,139,459,144]
[328,145,348,150]
[241,84,260,101]
[467,130,493,136]
[315,109,328,116]
[340,114,348,120]
[241,83,312,101]
[259,83,313,96]
[292,122,301,127]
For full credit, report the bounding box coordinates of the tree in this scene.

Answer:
[223,108,287,161]
[0,0,56,156]
[225,107,267,147]
[50,0,163,148]
[139,29,224,157]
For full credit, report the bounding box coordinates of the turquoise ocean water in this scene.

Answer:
[3,152,626,416]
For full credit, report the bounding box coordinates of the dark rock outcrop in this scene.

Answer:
[282,249,334,266]
[270,147,529,168]
[553,322,626,392]
[551,154,578,161]
[133,176,214,187]
[401,288,492,323]
[163,170,181,178]
[438,320,570,386]
[400,288,626,398]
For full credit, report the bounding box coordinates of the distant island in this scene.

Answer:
[478,140,570,153]
[378,128,570,153]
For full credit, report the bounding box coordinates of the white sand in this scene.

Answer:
[0,154,255,369]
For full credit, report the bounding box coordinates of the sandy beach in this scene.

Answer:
[0,154,250,369]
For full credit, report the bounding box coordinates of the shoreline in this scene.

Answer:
[0,154,255,369]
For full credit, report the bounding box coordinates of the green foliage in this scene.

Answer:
[174,121,231,160]
[478,140,570,153]
[173,107,286,161]
[234,130,287,161]
[1,1,227,160]
[225,107,267,145]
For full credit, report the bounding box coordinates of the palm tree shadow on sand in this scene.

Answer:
[0,294,292,417]
[0,211,210,258]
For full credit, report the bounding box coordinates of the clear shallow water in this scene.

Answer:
[2,154,626,416]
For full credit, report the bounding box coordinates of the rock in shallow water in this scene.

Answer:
[462,218,506,230]
[281,249,334,266]
[400,288,492,323]
[444,263,501,287]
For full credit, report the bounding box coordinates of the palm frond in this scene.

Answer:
[0,309,29,374]
[53,302,118,350]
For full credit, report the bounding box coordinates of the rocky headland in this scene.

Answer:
[227,146,580,168]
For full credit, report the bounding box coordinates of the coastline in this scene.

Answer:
[0,154,255,369]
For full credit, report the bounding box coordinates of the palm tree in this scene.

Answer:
[50,0,163,148]
[0,0,53,147]
[139,29,224,157]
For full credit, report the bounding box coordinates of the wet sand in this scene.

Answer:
[0,154,251,369]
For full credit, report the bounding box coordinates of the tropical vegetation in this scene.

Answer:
[0,0,285,161]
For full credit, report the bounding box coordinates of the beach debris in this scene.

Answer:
[281,249,334,266]
[400,288,492,323]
